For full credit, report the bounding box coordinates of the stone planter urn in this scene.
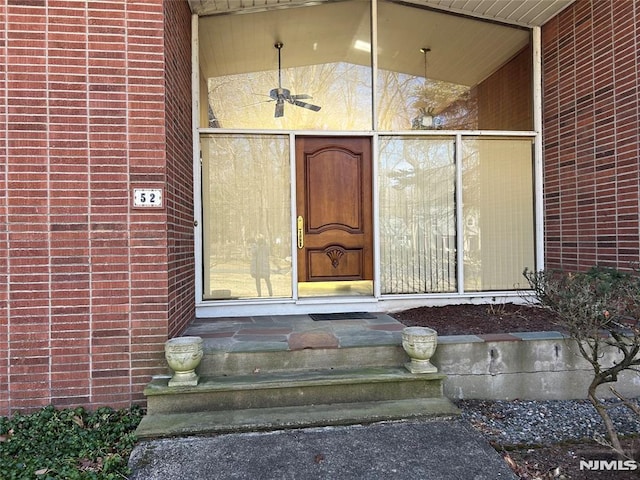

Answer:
[402,327,438,374]
[165,336,204,387]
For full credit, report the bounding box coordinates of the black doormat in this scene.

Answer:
[309,312,377,321]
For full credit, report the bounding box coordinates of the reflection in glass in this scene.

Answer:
[200,0,372,131]
[376,0,530,131]
[207,63,372,130]
[462,138,535,291]
[379,137,457,293]
[377,68,475,131]
[196,0,539,301]
[201,135,292,300]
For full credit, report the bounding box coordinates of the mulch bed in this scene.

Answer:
[391,303,563,336]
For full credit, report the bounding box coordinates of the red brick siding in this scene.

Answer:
[164,0,195,340]
[478,44,533,131]
[542,0,640,271]
[0,0,9,415]
[0,0,193,415]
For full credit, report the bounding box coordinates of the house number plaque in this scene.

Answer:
[133,188,163,208]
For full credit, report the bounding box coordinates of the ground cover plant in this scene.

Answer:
[0,405,143,479]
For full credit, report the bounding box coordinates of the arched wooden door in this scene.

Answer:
[296,136,373,296]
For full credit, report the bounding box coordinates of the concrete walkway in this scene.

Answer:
[129,418,516,479]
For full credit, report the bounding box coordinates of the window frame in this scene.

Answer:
[191,4,544,317]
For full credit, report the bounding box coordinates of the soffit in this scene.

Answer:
[188,0,575,27]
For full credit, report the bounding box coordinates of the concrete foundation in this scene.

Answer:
[434,332,640,400]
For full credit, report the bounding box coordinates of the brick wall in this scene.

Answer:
[542,0,640,271]
[0,0,6,415]
[0,0,194,415]
[164,0,195,340]
[477,44,533,131]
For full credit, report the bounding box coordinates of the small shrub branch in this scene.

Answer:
[523,267,640,459]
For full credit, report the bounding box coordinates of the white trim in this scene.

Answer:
[372,132,381,298]
[289,133,299,300]
[195,291,533,318]
[372,130,536,137]
[532,26,545,272]
[198,128,537,137]
[188,0,574,29]
[370,0,378,132]
[199,128,377,136]
[192,14,205,308]
[455,133,464,294]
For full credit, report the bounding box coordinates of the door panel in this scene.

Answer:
[296,136,373,285]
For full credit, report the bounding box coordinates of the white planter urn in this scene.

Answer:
[165,336,204,387]
[402,327,438,374]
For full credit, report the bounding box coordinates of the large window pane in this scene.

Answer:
[199,0,372,130]
[462,138,535,291]
[202,135,292,300]
[376,0,531,131]
[379,136,457,293]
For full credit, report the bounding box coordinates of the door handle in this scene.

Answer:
[297,216,304,249]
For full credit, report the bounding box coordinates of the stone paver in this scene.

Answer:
[183,313,405,352]
[288,331,339,350]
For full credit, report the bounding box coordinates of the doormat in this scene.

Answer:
[309,312,377,321]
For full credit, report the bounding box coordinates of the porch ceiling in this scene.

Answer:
[196,0,537,88]
[188,0,575,27]
[194,0,575,86]
[193,1,574,89]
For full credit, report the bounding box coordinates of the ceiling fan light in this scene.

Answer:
[353,39,371,52]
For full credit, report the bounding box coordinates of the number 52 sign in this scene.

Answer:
[133,188,164,208]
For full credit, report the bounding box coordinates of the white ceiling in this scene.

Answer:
[189,0,575,27]
[196,0,536,88]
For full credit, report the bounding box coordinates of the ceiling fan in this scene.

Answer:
[269,42,321,118]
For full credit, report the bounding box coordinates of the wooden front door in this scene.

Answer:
[296,136,373,286]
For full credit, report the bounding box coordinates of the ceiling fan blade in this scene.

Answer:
[293,100,321,112]
[242,99,274,108]
[268,44,321,117]
[274,100,284,118]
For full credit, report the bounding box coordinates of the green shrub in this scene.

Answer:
[0,405,143,479]
[524,266,640,458]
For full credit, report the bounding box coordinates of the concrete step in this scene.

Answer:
[136,397,461,439]
[184,313,407,377]
[140,318,458,439]
[145,367,447,414]
[199,344,407,376]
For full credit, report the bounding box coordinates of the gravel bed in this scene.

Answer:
[457,398,640,446]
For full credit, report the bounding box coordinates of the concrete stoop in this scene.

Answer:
[135,397,460,438]
[137,340,460,439]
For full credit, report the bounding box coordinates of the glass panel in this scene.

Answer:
[201,135,292,300]
[199,0,372,130]
[376,0,531,131]
[379,136,457,294]
[462,138,535,291]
